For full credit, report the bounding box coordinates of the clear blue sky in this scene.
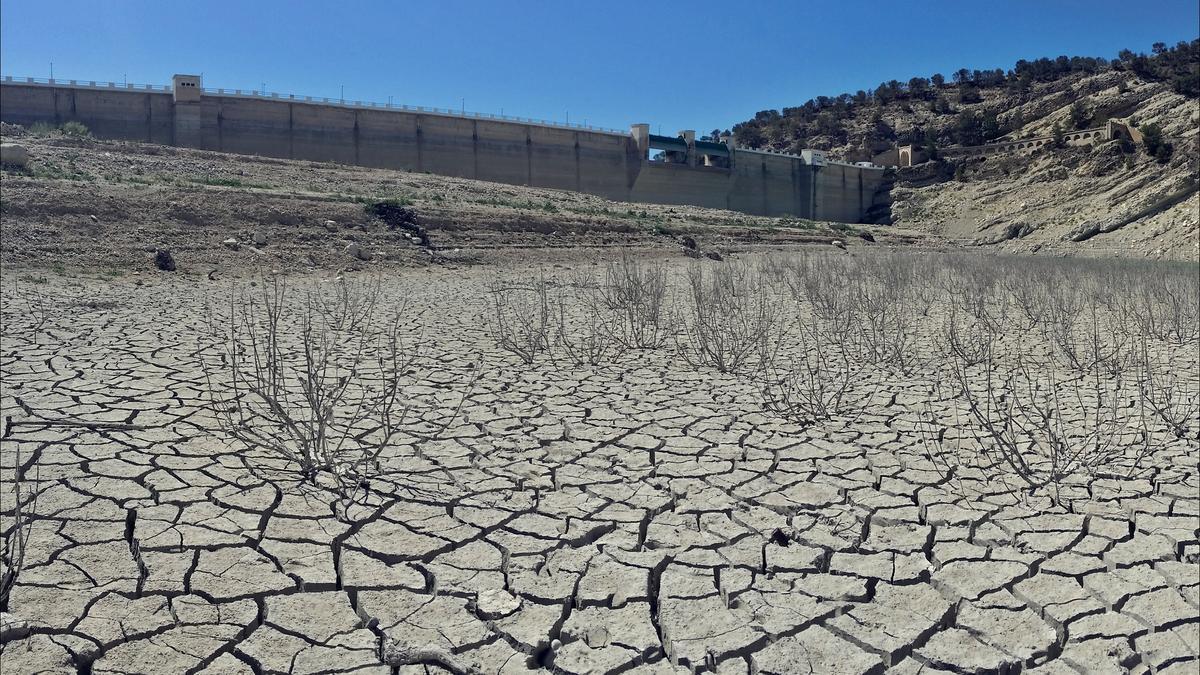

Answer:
[2,0,1197,133]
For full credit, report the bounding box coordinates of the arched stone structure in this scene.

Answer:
[936,123,1112,160]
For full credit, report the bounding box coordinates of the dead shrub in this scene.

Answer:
[1047,302,1133,376]
[940,255,1003,329]
[4,281,51,345]
[555,282,625,366]
[1124,271,1200,346]
[675,262,780,374]
[761,317,868,426]
[486,276,553,364]
[849,276,916,373]
[1007,276,1048,331]
[952,347,1146,505]
[598,256,672,350]
[207,277,416,487]
[1,445,39,612]
[1136,336,1200,441]
[937,305,995,367]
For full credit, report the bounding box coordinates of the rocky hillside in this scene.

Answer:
[726,41,1200,260]
[889,97,1197,261]
[891,68,1199,261]
[727,41,1197,158]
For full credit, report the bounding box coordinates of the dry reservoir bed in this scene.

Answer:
[1,250,1198,675]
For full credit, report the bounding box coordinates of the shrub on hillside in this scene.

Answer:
[1051,123,1066,149]
[60,121,90,138]
[27,121,92,138]
[1172,70,1200,97]
[954,111,984,146]
[1069,101,1092,129]
[1139,123,1174,163]
[957,85,983,104]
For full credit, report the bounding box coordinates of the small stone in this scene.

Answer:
[0,143,29,168]
[252,232,267,246]
[343,242,371,261]
[475,589,521,619]
[154,249,176,272]
[222,238,240,250]
[583,625,609,648]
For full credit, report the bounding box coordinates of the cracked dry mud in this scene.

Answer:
[1,260,1198,675]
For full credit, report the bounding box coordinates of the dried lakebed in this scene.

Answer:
[1,259,1198,675]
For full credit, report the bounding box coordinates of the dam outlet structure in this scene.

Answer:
[0,74,891,223]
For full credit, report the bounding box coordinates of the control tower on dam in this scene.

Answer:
[0,74,890,223]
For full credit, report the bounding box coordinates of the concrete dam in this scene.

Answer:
[0,74,890,223]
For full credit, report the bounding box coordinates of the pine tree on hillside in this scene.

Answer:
[1051,122,1065,148]
[1069,100,1092,129]
[982,112,1001,141]
[954,111,984,146]
[924,128,939,160]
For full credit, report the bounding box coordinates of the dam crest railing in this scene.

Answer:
[2,75,630,137]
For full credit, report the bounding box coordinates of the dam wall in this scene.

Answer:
[811,161,887,223]
[0,76,887,222]
[0,80,176,143]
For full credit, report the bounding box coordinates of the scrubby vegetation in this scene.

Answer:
[204,277,469,492]
[1139,122,1175,162]
[28,120,92,138]
[486,251,1199,506]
